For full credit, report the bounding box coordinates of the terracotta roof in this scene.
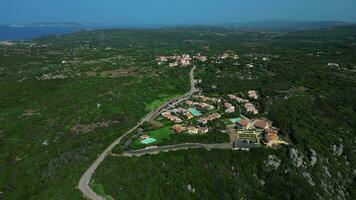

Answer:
[266,128,278,135]
[254,120,269,129]
[238,119,250,126]
[172,124,185,133]
[266,132,278,142]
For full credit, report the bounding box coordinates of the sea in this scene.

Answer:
[0,25,85,41]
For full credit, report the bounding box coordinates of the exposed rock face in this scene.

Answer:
[289,148,303,168]
[187,184,195,193]
[331,144,343,156]
[328,63,340,67]
[302,172,315,186]
[70,120,119,134]
[322,166,332,178]
[309,149,318,167]
[265,155,281,170]
[37,73,67,80]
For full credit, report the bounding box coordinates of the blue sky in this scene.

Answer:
[1,0,356,24]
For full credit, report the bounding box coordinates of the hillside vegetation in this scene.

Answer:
[93,26,356,200]
[0,26,355,199]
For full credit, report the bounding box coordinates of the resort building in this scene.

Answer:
[228,94,248,103]
[185,100,195,106]
[161,111,183,123]
[198,117,208,125]
[172,124,186,133]
[206,113,221,121]
[140,135,150,140]
[198,102,214,110]
[224,102,235,113]
[185,112,194,119]
[237,119,253,130]
[244,102,258,114]
[194,54,208,62]
[248,90,259,99]
[254,119,271,130]
[198,127,209,134]
[196,95,221,103]
[264,128,279,143]
[187,126,199,134]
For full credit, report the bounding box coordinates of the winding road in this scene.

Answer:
[118,143,233,157]
[78,66,198,200]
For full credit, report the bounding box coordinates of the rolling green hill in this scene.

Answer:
[1,26,355,199]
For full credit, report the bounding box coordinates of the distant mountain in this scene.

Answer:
[225,20,352,31]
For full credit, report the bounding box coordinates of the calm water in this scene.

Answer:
[0,26,82,41]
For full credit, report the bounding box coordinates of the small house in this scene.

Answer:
[198,127,209,134]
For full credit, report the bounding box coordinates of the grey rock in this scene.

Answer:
[322,166,332,178]
[265,155,281,170]
[309,149,318,167]
[187,184,195,193]
[289,148,303,168]
[331,144,343,156]
[302,172,315,186]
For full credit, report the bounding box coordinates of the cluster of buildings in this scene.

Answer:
[156,91,283,148]
[156,54,192,67]
[228,117,280,146]
[161,106,209,134]
[228,91,259,114]
[172,124,209,134]
[193,53,208,62]
[160,94,225,135]
[156,53,209,67]
[218,51,240,60]
[192,95,221,103]
[224,102,235,113]
[198,113,221,125]
[248,90,259,99]
[185,100,214,110]
[155,51,245,68]
[162,111,183,123]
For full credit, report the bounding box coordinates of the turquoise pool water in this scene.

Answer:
[189,108,202,116]
[141,138,157,144]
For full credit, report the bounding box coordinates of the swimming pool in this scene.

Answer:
[189,108,202,116]
[141,138,157,144]
[230,118,241,123]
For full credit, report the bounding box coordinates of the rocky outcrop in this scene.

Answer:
[187,184,195,193]
[331,144,343,156]
[37,73,67,80]
[265,155,281,170]
[322,166,332,178]
[309,149,318,167]
[302,172,315,186]
[289,148,303,168]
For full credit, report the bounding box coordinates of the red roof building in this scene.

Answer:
[254,119,270,129]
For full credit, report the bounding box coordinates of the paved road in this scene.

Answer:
[120,143,232,157]
[78,66,197,200]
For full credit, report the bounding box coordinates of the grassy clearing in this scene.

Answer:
[130,126,172,149]
[145,94,181,111]
[90,182,114,200]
